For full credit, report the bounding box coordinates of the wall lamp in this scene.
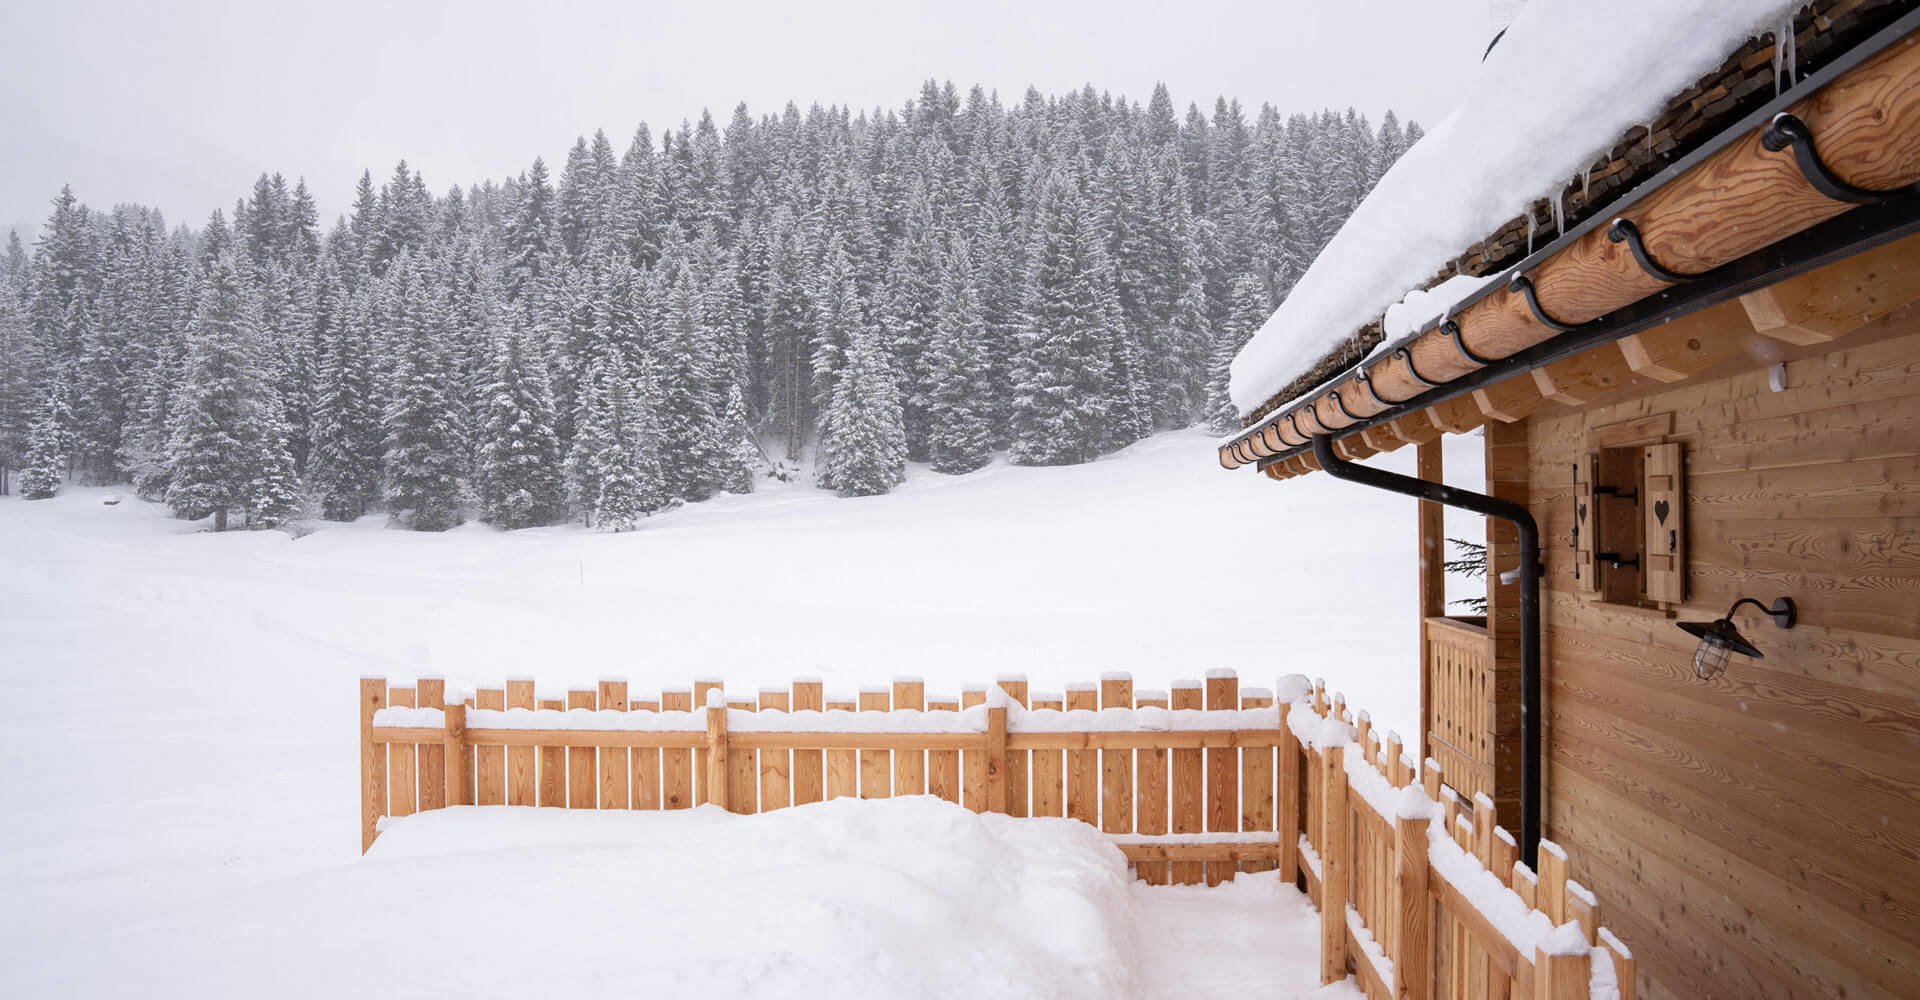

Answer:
[1677,597,1797,679]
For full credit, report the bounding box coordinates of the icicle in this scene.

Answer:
[1581,165,1593,203]
[1772,17,1798,95]
[1554,190,1565,238]
[1526,209,1537,256]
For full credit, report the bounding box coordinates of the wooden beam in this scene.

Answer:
[1619,298,1759,383]
[1739,230,1920,345]
[1473,375,1548,423]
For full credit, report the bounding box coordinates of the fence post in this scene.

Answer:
[986,702,1008,813]
[418,678,446,811]
[443,700,468,807]
[1393,807,1431,1000]
[360,677,387,853]
[1535,938,1592,1000]
[1319,742,1348,985]
[1278,702,1301,884]
[706,693,731,812]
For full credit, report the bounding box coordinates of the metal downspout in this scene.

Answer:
[1310,434,1544,868]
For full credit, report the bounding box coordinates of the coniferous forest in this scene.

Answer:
[0,82,1416,530]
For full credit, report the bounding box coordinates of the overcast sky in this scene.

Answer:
[1,0,1490,234]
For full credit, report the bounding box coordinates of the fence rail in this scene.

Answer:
[356,670,1632,998]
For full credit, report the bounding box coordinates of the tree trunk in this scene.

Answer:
[213,507,228,532]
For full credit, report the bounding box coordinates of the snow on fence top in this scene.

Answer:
[1228,0,1795,417]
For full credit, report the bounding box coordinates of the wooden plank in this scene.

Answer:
[475,687,505,806]
[1278,703,1302,885]
[1239,690,1274,874]
[892,678,925,796]
[506,678,536,807]
[1320,743,1348,984]
[1537,840,1569,924]
[1000,676,1030,817]
[961,687,987,812]
[1065,684,1098,826]
[442,700,467,809]
[566,689,596,808]
[986,702,1008,813]
[692,679,721,805]
[1134,690,1170,885]
[758,688,791,811]
[1100,674,1134,836]
[630,696,661,810]
[359,678,386,852]
[1534,944,1589,1000]
[1205,670,1240,885]
[387,686,417,819]
[660,688,693,809]
[727,695,757,812]
[1116,843,1285,862]
[926,695,960,804]
[825,695,857,801]
[416,679,446,811]
[1030,694,1065,818]
[791,680,824,806]
[1171,681,1205,885]
[598,680,628,809]
[858,687,890,799]
[705,697,730,812]
[1396,808,1432,1000]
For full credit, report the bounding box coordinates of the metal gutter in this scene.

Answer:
[1226,5,1920,462]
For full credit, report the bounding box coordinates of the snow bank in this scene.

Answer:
[1229,0,1795,416]
[41,798,1143,999]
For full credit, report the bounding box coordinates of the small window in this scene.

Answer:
[1571,438,1685,610]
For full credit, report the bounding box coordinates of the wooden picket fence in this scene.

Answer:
[1291,685,1635,1000]
[358,671,1634,998]
[360,670,1291,885]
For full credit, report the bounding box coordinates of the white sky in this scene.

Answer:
[0,0,1489,233]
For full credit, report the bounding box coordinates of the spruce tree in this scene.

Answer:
[1008,166,1113,466]
[925,237,992,474]
[819,310,905,497]
[476,328,565,528]
[1205,272,1271,433]
[381,262,465,531]
[309,291,384,520]
[715,382,758,494]
[164,254,274,531]
[19,380,74,500]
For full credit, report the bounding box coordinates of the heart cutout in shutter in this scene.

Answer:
[1577,502,1587,522]
[1654,499,1671,525]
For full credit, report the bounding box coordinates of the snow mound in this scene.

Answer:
[39,797,1140,999]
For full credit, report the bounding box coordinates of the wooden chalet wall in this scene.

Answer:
[1520,301,1920,998]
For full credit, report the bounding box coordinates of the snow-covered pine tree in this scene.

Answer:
[164,253,275,530]
[924,236,992,475]
[819,307,905,498]
[19,379,74,500]
[1204,272,1271,433]
[476,327,565,529]
[589,376,654,532]
[244,396,302,527]
[715,382,758,494]
[381,261,466,531]
[1008,165,1113,466]
[309,288,384,520]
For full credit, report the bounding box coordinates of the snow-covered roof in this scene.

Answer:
[1228,0,1799,419]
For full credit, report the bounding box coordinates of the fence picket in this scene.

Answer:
[661,688,692,809]
[566,690,596,808]
[1170,680,1204,885]
[631,696,661,809]
[960,686,987,811]
[859,688,890,799]
[999,676,1029,817]
[1204,671,1239,886]
[791,680,824,806]
[388,686,417,819]
[359,678,386,853]
[599,680,628,810]
[826,695,857,800]
[506,679,536,806]
[927,695,960,804]
[1239,688,1273,873]
[892,678,924,796]
[476,687,505,806]
[759,688,791,811]
[417,679,446,811]
[1030,694,1064,818]
[1100,674,1133,837]
[1134,689,1169,885]
[692,679,721,805]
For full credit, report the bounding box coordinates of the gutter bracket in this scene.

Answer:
[1762,113,1918,204]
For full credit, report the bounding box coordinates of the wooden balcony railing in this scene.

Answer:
[1423,615,1493,808]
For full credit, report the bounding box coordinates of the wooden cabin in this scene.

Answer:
[1218,3,1920,998]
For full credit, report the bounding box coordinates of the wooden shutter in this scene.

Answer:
[1641,443,1685,605]
[1572,455,1599,594]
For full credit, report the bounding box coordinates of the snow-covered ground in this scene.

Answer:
[0,428,1481,997]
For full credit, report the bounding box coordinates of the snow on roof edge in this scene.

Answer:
[1227,0,1797,418]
